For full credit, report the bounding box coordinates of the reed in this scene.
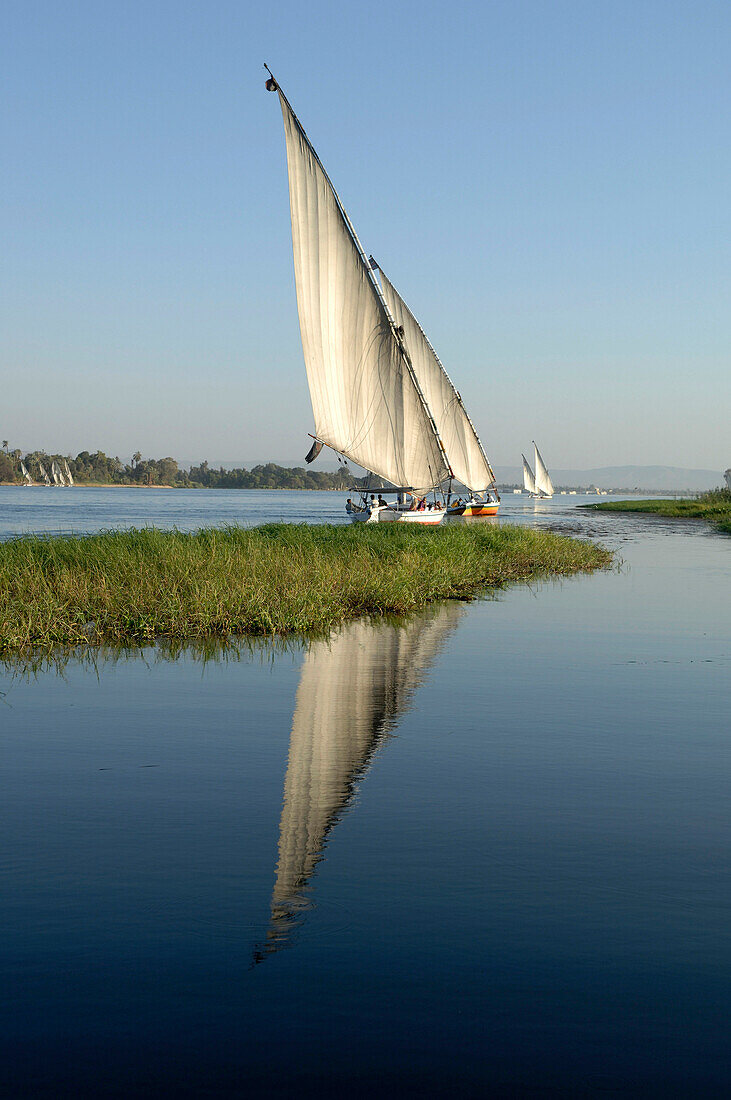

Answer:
[0,523,612,653]
[585,489,731,533]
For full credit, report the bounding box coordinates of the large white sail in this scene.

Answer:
[534,442,553,497]
[20,461,32,485]
[38,462,51,486]
[271,78,449,491]
[379,270,496,494]
[63,459,74,486]
[254,604,464,962]
[522,454,536,494]
[51,461,62,486]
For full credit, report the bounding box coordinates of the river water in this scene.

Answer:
[1,489,729,1095]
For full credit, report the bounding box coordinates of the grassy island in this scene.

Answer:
[584,489,731,535]
[0,523,612,653]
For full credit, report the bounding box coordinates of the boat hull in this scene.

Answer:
[379,508,445,524]
[448,503,499,517]
[348,506,445,525]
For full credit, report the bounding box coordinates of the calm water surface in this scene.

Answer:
[1,491,729,1095]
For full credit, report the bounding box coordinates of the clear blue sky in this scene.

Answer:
[2,0,729,469]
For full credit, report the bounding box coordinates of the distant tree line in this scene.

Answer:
[0,444,358,490]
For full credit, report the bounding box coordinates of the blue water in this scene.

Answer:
[0,483,657,537]
[1,491,729,1095]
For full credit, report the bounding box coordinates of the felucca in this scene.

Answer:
[266,68,499,523]
[522,442,553,498]
[20,461,33,486]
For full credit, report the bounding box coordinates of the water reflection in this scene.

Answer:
[253,603,464,963]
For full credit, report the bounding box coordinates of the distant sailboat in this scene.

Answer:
[51,460,64,486]
[20,461,33,486]
[533,442,554,498]
[252,604,464,964]
[38,462,51,486]
[522,443,553,498]
[522,453,537,495]
[266,68,499,523]
[63,459,74,486]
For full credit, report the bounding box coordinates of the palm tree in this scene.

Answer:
[2,441,8,452]
[132,451,142,468]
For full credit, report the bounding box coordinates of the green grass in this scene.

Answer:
[0,522,612,653]
[584,488,731,534]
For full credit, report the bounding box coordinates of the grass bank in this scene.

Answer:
[0,523,612,653]
[584,489,731,534]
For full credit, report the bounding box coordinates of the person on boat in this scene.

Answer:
[346,498,353,513]
[418,498,426,511]
[377,494,387,508]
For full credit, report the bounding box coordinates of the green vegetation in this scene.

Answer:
[1,446,358,489]
[584,488,731,534]
[0,523,611,653]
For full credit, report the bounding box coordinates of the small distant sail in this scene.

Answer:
[38,462,51,485]
[63,459,74,486]
[51,460,63,486]
[20,461,33,485]
[533,442,554,497]
[522,454,536,494]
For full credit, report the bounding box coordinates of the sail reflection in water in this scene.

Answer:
[254,604,464,962]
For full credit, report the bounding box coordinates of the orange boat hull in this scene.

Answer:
[447,503,500,517]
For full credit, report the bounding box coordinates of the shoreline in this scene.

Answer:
[0,523,612,654]
[584,494,731,535]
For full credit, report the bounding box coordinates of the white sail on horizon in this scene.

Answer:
[273,81,449,491]
[533,442,554,497]
[51,461,62,486]
[522,454,537,494]
[20,461,33,485]
[38,462,51,485]
[63,459,74,486]
[379,270,497,494]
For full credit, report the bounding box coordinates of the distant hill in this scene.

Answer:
[493,465,725,491]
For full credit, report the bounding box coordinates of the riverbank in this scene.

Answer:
[584,489,731,534]
[0,523,611,652]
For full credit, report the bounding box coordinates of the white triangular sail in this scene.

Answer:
[272,79,449,491]
[522,454,536,494]
[63,459,74,486]
[254,604,464,962]
[379,271,496,494]
[38,462,51,485]
[533,442,553,497]
[20,462,33,485]
[51,461,62,486]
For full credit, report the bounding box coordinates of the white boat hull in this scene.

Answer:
[348,506,445,525]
